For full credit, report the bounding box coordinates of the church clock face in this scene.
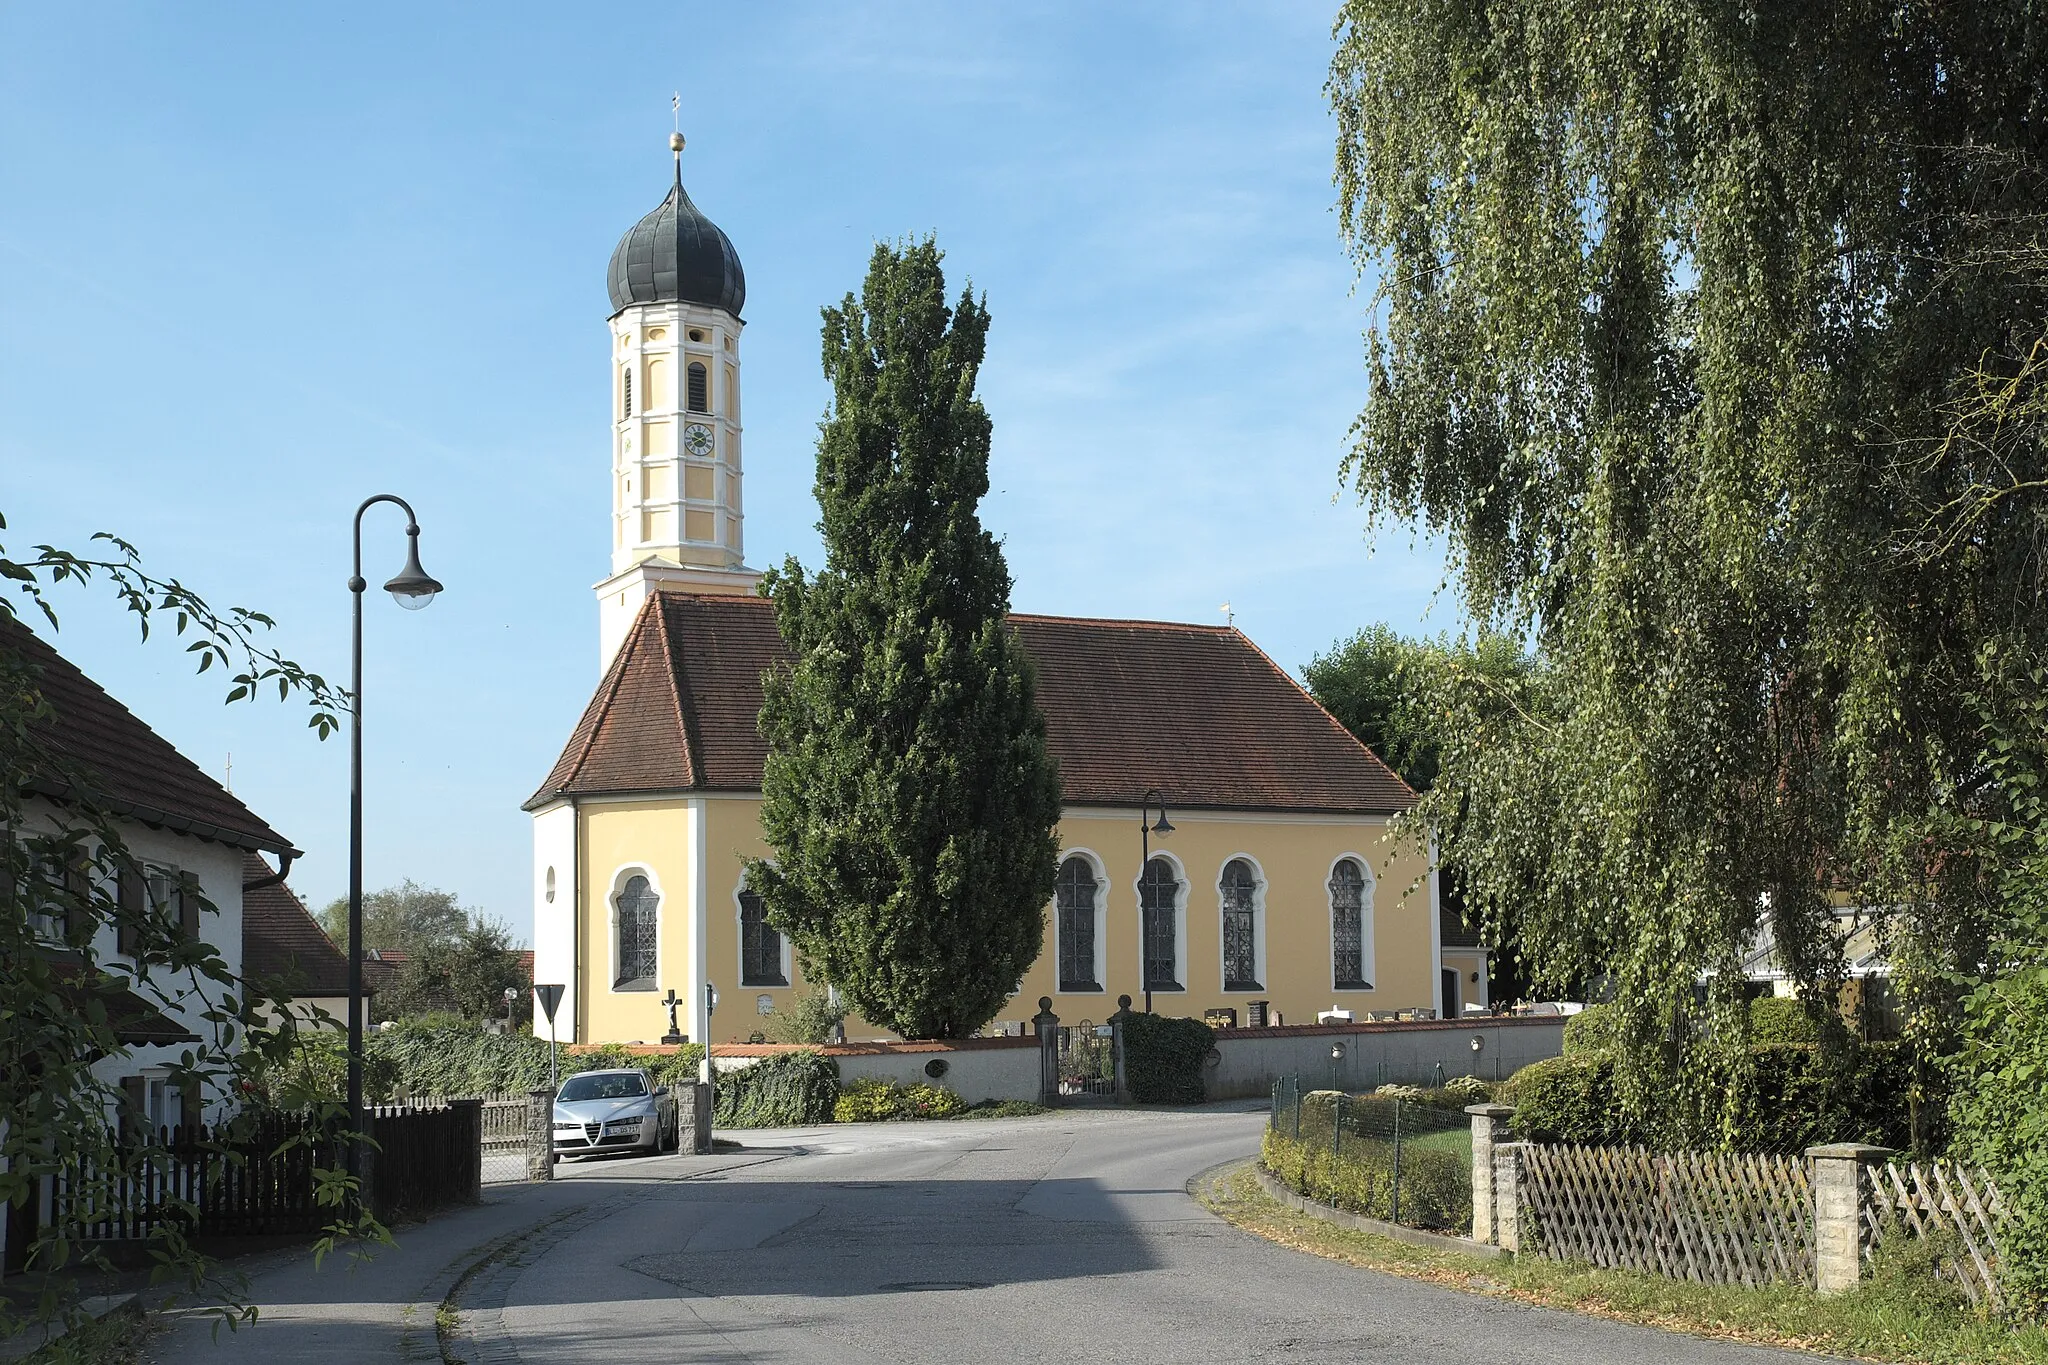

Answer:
[684,423,715,457]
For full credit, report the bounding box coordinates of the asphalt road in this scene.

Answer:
[151,1106,1832,1363]
[462,1108,1827,1365]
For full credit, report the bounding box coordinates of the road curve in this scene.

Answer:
[458,1107,1830,1365]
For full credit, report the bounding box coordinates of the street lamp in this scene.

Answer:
[1137,789,1173,1015]
[346,494,442,1189]
[1330,1039,1347,1092]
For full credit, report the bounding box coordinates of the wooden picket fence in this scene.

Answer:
[1862,1160,2011,1314]
[364,1100,481,1221]
[51,1114,341,1240]
[1520,1145,1816,1286]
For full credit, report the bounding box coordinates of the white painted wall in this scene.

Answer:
[530,800,578,1043]
[711,1043,1042,1106]
[1208,1019,1566,1101]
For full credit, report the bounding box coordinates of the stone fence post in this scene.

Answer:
[1808,1143,1889,1294]
[1033,998,1061,1107]
[526,1088,554,1181]
[1467,1103,1514,1245]
[1492,1141,1529,1254]
[689,1080,713,1154]
[1111,995,1135,1104]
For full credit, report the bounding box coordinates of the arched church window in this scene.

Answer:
[622,369,633,418]
[1221,858,1262,991]
[613,874,658,990]
[738,884,787,987]
[1055,856,1099,991]
[687,362,709,413]
[1139,857,1181,991]
[1330,858,1372,989]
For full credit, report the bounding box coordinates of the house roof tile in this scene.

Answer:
[527,592,1415,816]
[3,614,294,854]
[240,853,353,997]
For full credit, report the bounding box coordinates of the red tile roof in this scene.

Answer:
[3,614,294,854]
[528,592,1414,816]
[240,853,353,997]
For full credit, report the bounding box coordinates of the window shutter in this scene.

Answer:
[179,1085,203,1140]
[117,864,144,957]
[178,880,200,941]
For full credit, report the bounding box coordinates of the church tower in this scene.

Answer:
[594,133,759,666]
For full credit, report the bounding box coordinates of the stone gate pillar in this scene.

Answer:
[1033,998,1060,1107]
[1808,1143,1890,1294]
[1467,1103,1514,1245]
[526,1088,554,1181]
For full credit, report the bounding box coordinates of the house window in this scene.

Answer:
[1221,858,1262,991]
[1331,858,1372,989]
[1139,857,1181,991]
[739,886,786,986]
[622,369,633,418]
[613,874,658,990]
[687,361,709,413]
[1055,856,1099,991]
[148,866,197,941]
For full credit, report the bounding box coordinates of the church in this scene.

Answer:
[526,137,1473,1047]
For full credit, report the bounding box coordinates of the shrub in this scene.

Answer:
[714,1051,839,1127]
[831,1077,967,1122]
[763,990,848,1045]
[646,1047,709,1090]
[1442,1074,1492,1104]
[1949,962,2048,1320]
[1262,1123,1470,1232]
[1505,1042,1918,1151]
[1120,1012,1215,1103]
[1747,995,1823,1045]
[1561,1003,1622,1055]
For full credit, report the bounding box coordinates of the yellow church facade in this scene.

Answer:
[527,141,1467,1047]
[528,594,1448,1046]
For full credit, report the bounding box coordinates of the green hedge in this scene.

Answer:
[267,1020,707,1104]
[831,1077,966,1122]
[714,1051,840,1127]
[1561,1003,1623,1055]
[1121,1012,1215,1103]
[1505,1042,1918,1151]
[1263,1094,1471,1233]
[1746,996,1823,1044]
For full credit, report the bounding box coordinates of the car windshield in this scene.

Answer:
[557,1072,648,1102]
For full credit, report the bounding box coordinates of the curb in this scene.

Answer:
[1251,1164,1507,1261]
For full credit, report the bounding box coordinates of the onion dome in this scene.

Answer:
[606,140,746,318]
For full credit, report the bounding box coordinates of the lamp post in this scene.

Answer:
[347,495,442,1189]
[1137,789,1173,1014]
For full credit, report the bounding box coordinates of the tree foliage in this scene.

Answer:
[318,879,468,957]
[370,916,531,1026]
[0,515,376,1338]
[1303,625,1532,791]
[1329,0,2048,1141]
[750,239,1064,1040]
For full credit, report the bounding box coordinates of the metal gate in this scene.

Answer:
[1058,1022,1117,1098]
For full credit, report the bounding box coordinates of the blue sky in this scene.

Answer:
[0,4,1450,935]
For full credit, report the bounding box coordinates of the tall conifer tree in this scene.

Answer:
[749,239,1061,1040]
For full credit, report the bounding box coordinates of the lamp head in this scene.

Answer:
[1330,1041,1346,1061]
[384,528,443,610]
[1151,812,1174,837]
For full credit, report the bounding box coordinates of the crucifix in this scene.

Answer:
[661,988,684,1045]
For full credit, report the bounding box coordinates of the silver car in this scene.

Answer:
[551,1067,678,1160]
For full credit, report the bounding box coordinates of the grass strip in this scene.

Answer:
[1193,1162,2048,1365]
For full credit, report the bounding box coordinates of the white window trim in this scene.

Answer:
[606,863,662,993]
[1131,851,1188,993]
[733,867,791,989]
[1053,847,1110,993]
[1327,851,1377,994]
[1216,853,1269,994]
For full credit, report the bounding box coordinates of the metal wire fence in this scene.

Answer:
[1267,1075,1473,1232]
